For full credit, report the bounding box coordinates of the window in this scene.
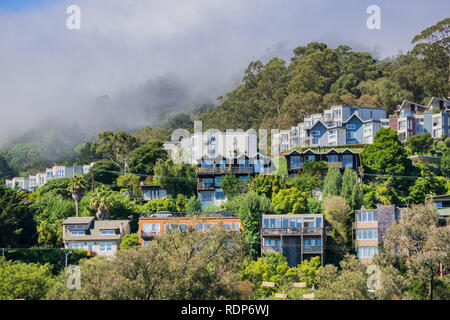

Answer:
[311,130,321,136]
[290,156,301,169]
[215,190,226,200]
[316,217,322,228]
[71,230,85,235]
[347,131,355,139]
[342,155,353,168]
[143,223,160,235]
[347,124,356,130]
[356,229,378,240]
[312,138,319,145]
[99,242,113,251]
[214,176,222,187]
[328,155,338,163]
[357,211,378,222]
[68,243,83,249]
[87,243,93,250]
[101,230,115,235]
[357,247,379,258]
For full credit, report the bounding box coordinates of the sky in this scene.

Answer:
[0,0,449,142]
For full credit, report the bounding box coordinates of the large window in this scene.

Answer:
[215,190,226,200]
[70,230,85,235]
[68,243,83,249]
[356,211,378,222]
[357,246,379,258]
[264,239,281,249]
[100,242,113,251]
[143,223,160,235]
[342,155,353,168]
[356,229,378,240]
[328,155,338,163]
[101,229,115,235]
[290,156,301,169]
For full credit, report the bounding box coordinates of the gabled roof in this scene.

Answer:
[310,120,327,131]
[343,113,363,124]
[396,100,426,113]
[62,216,95,225]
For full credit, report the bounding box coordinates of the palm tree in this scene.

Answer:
[89,186,114,220]
[67,175,86,217]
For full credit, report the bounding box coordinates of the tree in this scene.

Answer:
[322,167,342,198]
[47,226,249,300]
[91,160,121,187]
[128,141,167,176]
[91,131,138,171]
[67,175,86,217]
[407,164,447,204]
[0,184,36,248]
[361,127,413,176]
[220,174,247,199]
[405,133,434,155]
[323,196,351,247]
[37,177,72,199]
[381,201,450,300]
[241,253,322,299]
[0,257,55,300]
[316,254,368,300]
[89,186,115,220]
[249,174,288,199]
[441,150,450,178]
[132,127,171,145]
[271,187,308,214]
[223,192,273,259]
[120,233,141,249]
[116,174,140,200]
[32,194,75,247]
[0,153,14,179]
[341,168,362,212]
[153,159,197,197]
[185,196,202,214]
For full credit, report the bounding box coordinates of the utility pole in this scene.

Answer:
[64,250,73,268]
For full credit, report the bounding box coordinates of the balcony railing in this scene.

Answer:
[261,228,323,236]
[303,245,322,253]
[196,166,253,175]
[141,231,160,239]
[262,246,282,254]
[327,162,343,168]
[197,182,215,191]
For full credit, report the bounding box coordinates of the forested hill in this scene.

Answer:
[199,18,449,131]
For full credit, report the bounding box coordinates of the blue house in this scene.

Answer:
[344,114,363,144]
[310,121,328,147]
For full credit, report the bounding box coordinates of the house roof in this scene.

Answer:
[62,216,95,225]
[396,100,426,113]
[64,219,130,241]
[343,113,363,124]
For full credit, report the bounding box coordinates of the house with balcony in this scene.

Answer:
[291,105,386,148]
[138,216,242,246]
[426,194,450,228]
[382,98,450,142]
[140,182,167,202]
[196,153,273,208]
[260,214,325,266]
[354,205,406,264]
[284,148,359,177]
[62,216,130,257]
[5,163,94,193]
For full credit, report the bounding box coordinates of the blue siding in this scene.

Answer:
[346,116,363,144]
